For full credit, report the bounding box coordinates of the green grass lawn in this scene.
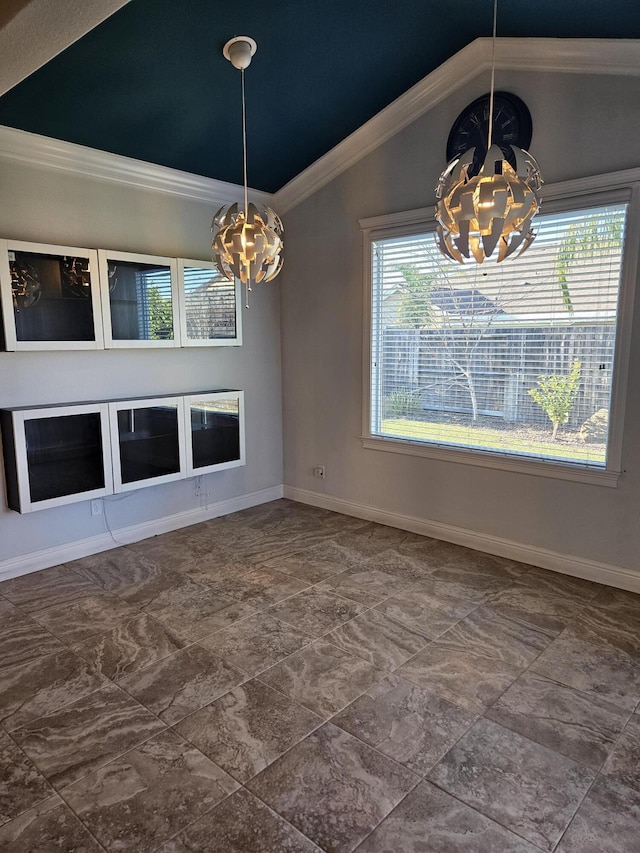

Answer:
[381,418,606,464]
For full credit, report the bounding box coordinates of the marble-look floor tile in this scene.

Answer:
[119,644,247,725]
[248,722,417,853]
[199,612,313,676]
[557,776,640,853]
[63,729,238,853]
[0,729,52,826]
[0,599,65,672]
[374,587,477,641]
[0,795,103,852]
[0,649,106,732]
[356,780,540,853]
[434,605,552,669]
[513,567,602,601]
[487,672,630,770]
[209,569,309,608]
[335,524,416,558]
[145,586,254,640]
[12,682,164,789]
[157,787,320,852]
[115,567,202,610]
[334,675,477,774]
[260,640,386,718]
[487,585,585,636]
[316,568,411,607]
[397,646,521,712]
[71,613,189,680]
[327,609,428,670]
[365,549,435,584]
[568,607,640,657]
[32,593,137,645]
[267,589,366,637]
[262,551,347,584]
[531,631,640,712]
[426,565,511,601]
[428,717,595,851]
[175,679,321,782]
[0,566,100,613]
[590,586,640,619]
[67,548,162,593]
[125,536,209,573]
[601,714,640,792]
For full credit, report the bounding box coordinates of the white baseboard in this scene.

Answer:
[0,485,284,582]
[284,486,640,594]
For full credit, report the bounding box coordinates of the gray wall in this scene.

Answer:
[0,160,283,562]
[280,69,640,572]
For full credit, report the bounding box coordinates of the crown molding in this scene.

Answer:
[274,38,640,214]
[0,125,274,207]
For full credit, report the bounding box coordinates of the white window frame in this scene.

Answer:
[98,249,180,348]
[360,170,640,487]
[177,259,243,347]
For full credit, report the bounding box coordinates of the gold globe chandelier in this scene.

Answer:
[435,0,543,264]
[212,36,284,307]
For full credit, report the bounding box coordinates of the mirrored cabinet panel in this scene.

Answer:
[0,240,103,350]
[178,259,242,346]
[109,397,187,492]
[99,250,179,348]
[0,404,113,512]
[184,391,245,476]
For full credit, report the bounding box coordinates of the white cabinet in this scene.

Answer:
[177,259,242,347]
[0,403,113,512]
[108,396,187,492]
[98,250,180,348]
[184,391,245,476]
[0,240,103,351]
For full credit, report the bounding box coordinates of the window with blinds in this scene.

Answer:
[182,265,237,340]
[370,202,628,468]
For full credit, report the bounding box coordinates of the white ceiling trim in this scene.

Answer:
[0,125,274,207]
[274,38,640,214]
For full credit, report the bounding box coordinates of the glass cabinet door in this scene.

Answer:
[110,397,186,492]
[177,259,242,346]
[184,391,245,476]
[99,251,179,348]
[0,240,103,350]
[2,404,113,512]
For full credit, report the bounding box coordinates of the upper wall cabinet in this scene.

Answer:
[0,240,104,350]
[177,259,242,347]
[98,250,180,348]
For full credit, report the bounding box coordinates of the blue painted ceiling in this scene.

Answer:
[0,0,638,193]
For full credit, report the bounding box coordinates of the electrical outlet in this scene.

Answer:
[315,465,325,479]
[91,499,103,516]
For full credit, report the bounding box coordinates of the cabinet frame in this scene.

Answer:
[98,249,180,349]
[183,390,246,476]
[177,258,243,347]
[109,396,187,493]
[0,239,104,351]
[2,403,113,513]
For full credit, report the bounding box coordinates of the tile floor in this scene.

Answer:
[0,499,639,852]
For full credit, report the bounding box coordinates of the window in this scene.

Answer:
[364,189,637,484]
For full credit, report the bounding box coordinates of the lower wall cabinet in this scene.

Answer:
[1,390,244,513]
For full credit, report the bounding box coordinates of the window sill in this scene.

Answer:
[361,435,620,487]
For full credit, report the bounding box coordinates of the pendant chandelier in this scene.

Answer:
[435,0,543,264]
[211,36,284,307]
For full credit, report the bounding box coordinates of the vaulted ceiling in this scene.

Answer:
[0,0,638,193]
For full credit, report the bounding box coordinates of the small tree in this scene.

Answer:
[528,360,582,440]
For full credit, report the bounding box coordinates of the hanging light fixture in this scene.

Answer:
[211,36,284,307]
[435,0,543,264]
